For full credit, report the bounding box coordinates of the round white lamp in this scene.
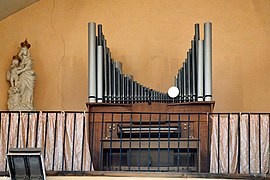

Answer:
[168,86,179,102]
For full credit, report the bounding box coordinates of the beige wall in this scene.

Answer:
[0,0,269,112]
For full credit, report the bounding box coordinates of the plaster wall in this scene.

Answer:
[0,0,269,112]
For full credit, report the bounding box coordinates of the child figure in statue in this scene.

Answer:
[7,55,21,88]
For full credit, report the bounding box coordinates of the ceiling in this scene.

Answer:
[0,0,39,21]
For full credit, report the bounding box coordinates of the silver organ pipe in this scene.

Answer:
[111,60,116,103]
[88,22,212,104]
[107,49,112,103]
[97,24,103,103]
[88,22,96,103]
[173,22,213,102]
[103,39,108,102]
[116,68,121,103]
[121,74,125,103]
[191,40,196,101]
[183,61,187,102]
[197,40,204,101]
[133,81,137,102]
[204,22,212,101]
[187,50,191,102]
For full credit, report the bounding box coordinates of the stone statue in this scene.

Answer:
[7,39,36,111]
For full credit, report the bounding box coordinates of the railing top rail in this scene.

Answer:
[209,112,270,115]
[0,111,270,116]
[88,112,210,115]
[0,111,87,113]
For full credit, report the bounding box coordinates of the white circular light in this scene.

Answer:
[168,86,179,98]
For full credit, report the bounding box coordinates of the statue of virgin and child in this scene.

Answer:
[6,39,36,111]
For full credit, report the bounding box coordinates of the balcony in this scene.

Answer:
[0,111,269,179]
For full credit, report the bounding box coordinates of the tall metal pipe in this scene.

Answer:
[191,40,196,101]
[111,60,116,103]
[97,24,103,103]
[204,22,212,101]
[194,24,200,101]
[88,22,96,103]
[103,38,108,102]
[187,51,191,102]
[97,45,103,103]
[183,61,187,102]
[197,40,204,101]
[107,49,112,102]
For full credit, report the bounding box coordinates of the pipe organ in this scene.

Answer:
[88,22,212,103]
[87,22,214,172]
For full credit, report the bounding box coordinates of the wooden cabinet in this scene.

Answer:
[87,102,214,172]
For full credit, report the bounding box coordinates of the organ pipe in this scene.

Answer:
[88,22,212,104]
[107,49,112,102]
[88,22,96,103]
[191,40,196,101]
[97,24,103,103]
[197,40,204,101]
[204,22,212,101]
[103,39,108,102]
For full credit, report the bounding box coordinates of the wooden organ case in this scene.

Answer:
[87,101,214,172]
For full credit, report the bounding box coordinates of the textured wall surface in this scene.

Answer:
[0,0,269,111]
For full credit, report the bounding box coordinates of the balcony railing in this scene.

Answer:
[0,111,269,177]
